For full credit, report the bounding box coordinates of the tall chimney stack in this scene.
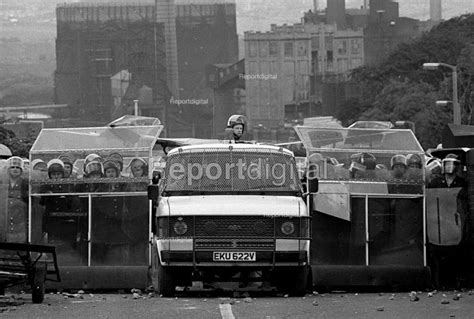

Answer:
[156,0,179,98]
[430,0,442,22]
[313,0,318,12]
[327,0,346,29]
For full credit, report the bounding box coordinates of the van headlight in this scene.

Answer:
[281,221,295,235]
[173,219,188,235]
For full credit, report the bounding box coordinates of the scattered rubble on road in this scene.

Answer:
[409,291,420,302]
[131,288,142,295]
[62,292,83,299]
[0,295,24,313]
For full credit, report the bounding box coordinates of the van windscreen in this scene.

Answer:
[163,149,301,195]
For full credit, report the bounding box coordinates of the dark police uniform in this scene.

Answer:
[428,175,468,288]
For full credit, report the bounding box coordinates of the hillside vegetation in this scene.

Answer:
[339,14,474,148]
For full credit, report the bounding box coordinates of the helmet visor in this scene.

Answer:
[443,162,456,174]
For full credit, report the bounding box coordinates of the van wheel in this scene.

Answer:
[152,248,175,297]
[32,264,46,304]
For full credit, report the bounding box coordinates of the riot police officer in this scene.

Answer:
[3,156,28,242]
[390,154,408,179]
[428,154,468,289]
[225,114,247,143]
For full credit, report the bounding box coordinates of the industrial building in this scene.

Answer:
[304,0,424,67]
[54,0,238,138]
[243,21,363,133]
[54,3,168,124]
[364,0,421,66]
[174,0,238,137]
[244,26,312,129]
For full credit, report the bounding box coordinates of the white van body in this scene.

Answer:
[151,143,310,295]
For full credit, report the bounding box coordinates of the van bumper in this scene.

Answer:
[160,250,308,267]
[157,238,309,267]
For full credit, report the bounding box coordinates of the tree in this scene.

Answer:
[359,80,449,147]
[0,126,34,158]
[457,44,474,124]
[345,14,474,148]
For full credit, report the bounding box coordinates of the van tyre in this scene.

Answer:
[32,264,46,304]
[152,248,175,297]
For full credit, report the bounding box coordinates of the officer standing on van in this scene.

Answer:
[428,154,469,289]
[225,115,247,143]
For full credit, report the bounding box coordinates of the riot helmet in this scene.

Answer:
[390,154,407,169]
[442,153,460,175]
[103,160,120,178]
[426,157,442,175]
[351,152,376,171]
[227,114,247,130]
[31,159,47,172]
[406,153,422,169]
[47,159,65,179]
[6,156,24,171]
[390,154,407,179]
[84,161,103,178]
[227,114,247,140]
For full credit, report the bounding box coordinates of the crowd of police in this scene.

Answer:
[0,113,471,286]
[306,152,426,181]
[0,153,150,265]
[332,151,470,289]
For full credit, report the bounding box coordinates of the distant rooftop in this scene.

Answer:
[175,0,235,4]
[346,8,369,16]
[71,0,235,6]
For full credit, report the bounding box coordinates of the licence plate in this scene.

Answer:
[213,252,256,261]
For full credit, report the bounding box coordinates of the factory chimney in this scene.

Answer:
[327,0,346,29]
[156,0,179,98]
[430,0,442,22]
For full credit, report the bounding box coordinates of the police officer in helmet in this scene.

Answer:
[226,115,247,143]
[429,154,465,188]
[428,153,468,289]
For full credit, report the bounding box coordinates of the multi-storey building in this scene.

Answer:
[244,26,311,129]
[174,0,238,137]
[244,22,363,130]
[54,3,168,124]
[55,0,238,137]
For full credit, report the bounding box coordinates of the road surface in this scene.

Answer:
[2,289,474,318]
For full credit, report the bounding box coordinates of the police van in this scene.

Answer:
[148,143,317,296]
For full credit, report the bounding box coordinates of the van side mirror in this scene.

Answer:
[152,171,161,185]
[307,177,318,193]
[148,184,160,201]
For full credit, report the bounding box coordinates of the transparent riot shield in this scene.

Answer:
[0,172,8,242]
[311,196,366,265]
[29,118,163,271]
[426,188,463,246]
[368,197,424,266]
[295,126,426,268]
